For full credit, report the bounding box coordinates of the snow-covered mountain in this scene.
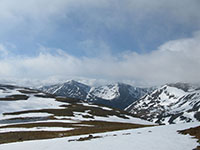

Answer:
[40,80,91,100]
[126,83,200,125]
[40,81,150,110]
[86,83,151,110]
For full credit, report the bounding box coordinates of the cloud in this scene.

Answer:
[0,30,200,86]
[0,0,200,55]
[0,0,200,86]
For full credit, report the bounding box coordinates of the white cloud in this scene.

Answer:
[0,31,200,86]
[0,0,200,86]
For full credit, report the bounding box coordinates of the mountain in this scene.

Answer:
[0,84,153,144]
[40,80,91,100]
[126,83,200,125]
[40,81,151,110]
[86,83,151,110]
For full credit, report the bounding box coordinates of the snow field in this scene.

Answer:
[0,122,198,150]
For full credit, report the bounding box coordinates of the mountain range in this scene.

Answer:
[40,80,151,110]
[40,81,200,125]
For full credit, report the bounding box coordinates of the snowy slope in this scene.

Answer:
[126,83,200,124]
[0,84,152,124]
[86,83,151,109]
[0,90,61,118]
[0,122,199,150]
[0,84,154,144]
[88,84,120,100]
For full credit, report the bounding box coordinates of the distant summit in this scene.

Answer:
[40,80,91,100]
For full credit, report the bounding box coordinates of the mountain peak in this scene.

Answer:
[126,83,200,124]
[40,80,90,99]
[40,80,149,110]
[166,82,193,92]
[62,80,80,86]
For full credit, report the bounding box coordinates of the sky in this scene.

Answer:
[0,0,200,86]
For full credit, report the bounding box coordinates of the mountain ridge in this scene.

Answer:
[40,80,152,110]
[126,83,200,124]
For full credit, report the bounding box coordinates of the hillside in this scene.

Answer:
[0,122,199,150]
[126,83,200,124]
[0,84,153,144]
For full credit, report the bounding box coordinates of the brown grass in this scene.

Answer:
[0,120,153,144]
[178,126,200,150]
[3,109,74,116]
[18,90,40,94]
[56,97,82,103]
[0,95,29,101]
[0,93,154,145]
[3,103,134,119]
[68,134,103,142]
